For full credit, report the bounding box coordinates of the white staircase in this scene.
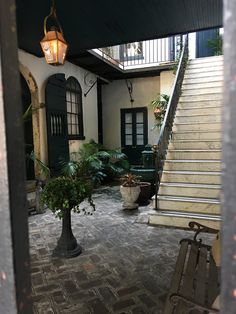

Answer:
[150,56,223,229]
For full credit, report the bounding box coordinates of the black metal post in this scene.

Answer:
[0,0,32,313]
[222,1,236,313]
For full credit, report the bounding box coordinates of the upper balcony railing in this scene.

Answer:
[90,35,183,71]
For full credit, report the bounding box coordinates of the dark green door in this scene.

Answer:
[121,107,148,165]
[45,74,69,174]
[196,28,219,58]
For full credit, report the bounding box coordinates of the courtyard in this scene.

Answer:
[29,185,214,314]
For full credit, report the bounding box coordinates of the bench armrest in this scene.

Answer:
[189,221,219,243]
[170,293,220,313]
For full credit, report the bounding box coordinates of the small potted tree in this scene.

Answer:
[149,94,170,129]
[41,176,95,258]
[120,173,141,209]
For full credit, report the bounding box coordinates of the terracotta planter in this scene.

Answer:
[120,185,141,209]
[137,182,151,205]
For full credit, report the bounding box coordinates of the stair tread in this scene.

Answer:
[157,194,219,202]
[163,170,220,175]
[176,113,221,118]
[160,182,220,188]
[165,159,221,163]
[172,130,221,134]
[170,139,221,142]
[174,121,221,125]
[151,211,221,220]
[168,149,221,152]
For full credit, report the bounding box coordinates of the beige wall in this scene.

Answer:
[102,72,175,150]
[18,50,98,164]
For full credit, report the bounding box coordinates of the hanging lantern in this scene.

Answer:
[40,1,68,65]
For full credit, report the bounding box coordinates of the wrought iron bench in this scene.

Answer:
[164,221,220,314]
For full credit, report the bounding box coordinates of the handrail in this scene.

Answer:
[154,34,189,210]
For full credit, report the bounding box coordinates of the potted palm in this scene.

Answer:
[120,173,141,209]
[41,176,95,258]
[149,94,170,128]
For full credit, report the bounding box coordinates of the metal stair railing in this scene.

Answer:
[154,34,189,210]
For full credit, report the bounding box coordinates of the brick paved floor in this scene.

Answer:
[29,185,213,314]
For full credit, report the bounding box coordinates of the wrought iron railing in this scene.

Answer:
[154,35,189,210]
[91,35,183,71]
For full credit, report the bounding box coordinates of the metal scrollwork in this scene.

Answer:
[189,221,218,243]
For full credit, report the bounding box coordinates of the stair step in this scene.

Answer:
[174,114,221,123]
[184,70,223,80]
[164,160,221,171]
[178,100,222,109]
[162,170,221,185]
[169,140,221,150]
[182,81,223,90]
[185,67,223,75]
[183,76,223,84]
[172,130,221,140]
[180,93,222,102]
[189,56,223,64]
[173,122,221,132]
[186,60,223,70]
[167,149,221,160]
[182,87,223,96]
[176,106,221,116]
[156,195,220,215]
[158,182,220,199]
[149,211,221,230]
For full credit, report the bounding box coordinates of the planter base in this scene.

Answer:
[53,242,82,258]
[122,202,139,210]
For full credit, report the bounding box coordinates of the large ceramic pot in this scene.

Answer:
[137,182,151,205]
[120,185,141,209]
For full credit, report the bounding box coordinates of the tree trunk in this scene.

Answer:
[53,209,82,258]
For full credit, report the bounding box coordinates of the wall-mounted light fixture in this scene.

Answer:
[40,0,68,65]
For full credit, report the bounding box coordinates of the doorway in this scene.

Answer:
[121,107,148,165]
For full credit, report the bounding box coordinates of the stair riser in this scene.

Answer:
[180,94,222,102]
[176,107,221,116]
[178,100,222,109]
[149,214,221,230]
[172,132,221,140]
[168,141,221,150]
[184,72,223,81]
[182,81,223,90]
[166,151,221,160]
[174,115,221,123]
[159,186,220,199]
[189,56,223,64]
[157,199,220,215]
[162,173,221,185]
[164,161,221,171]
[182,87,223,96]
[183,76,223,84]
[173,123,221,132]
[187,61,223,70]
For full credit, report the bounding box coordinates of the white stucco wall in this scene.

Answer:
[160,70,175,96]
[102,76,161,149]
[18,50,98,163]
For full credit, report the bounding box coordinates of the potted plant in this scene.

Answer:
[149,94,170,128]
[120,173,141,209]
[41,176,95,258]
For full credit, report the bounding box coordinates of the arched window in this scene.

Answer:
[66,77,84,139]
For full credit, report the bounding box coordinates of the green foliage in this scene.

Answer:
[41,176,95,219]
[120,173,141,187]
[207,34,223,56]
[149,94,170,129]
[61,140,129,185]
[27,151,50,178]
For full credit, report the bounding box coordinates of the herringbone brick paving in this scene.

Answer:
[29,185,214,314]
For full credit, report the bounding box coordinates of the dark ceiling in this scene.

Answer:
[16,0,223,58]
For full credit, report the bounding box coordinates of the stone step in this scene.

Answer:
[161,171,221,185]
[185,67,223,75]
[155,195,220,215]
[176,106,221,116]
[178,100,222,109]
[182,87,223,96]
[179,93,222,102]
[187,60,223,70]
[184,70,223,80]
[158,182,220,199]
[149,211,221,230]
[173,122,221,132]
[169,140,221,150]
[163,160,221,171]
[189,56,223,64]
[172,130,221,140]
[174,114,221,124]
[182,81,223,90]
[166,150,221,160]
[183,75,223,84]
